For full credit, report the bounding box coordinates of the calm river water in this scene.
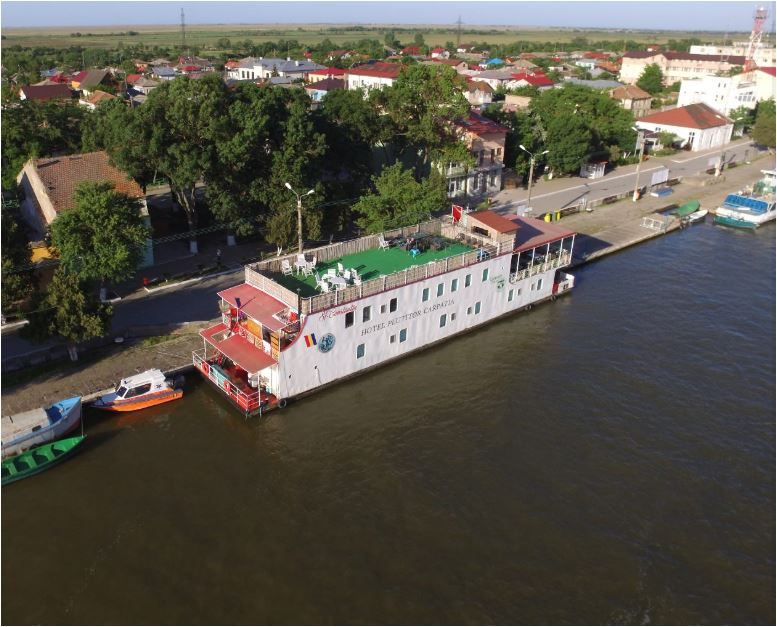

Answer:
[3,222,774,625]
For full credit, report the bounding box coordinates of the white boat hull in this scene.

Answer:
[1,398,82,459]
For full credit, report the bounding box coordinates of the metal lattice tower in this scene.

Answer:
[180,8,186,53]
[744,6,768,71]
[456,15,463,49]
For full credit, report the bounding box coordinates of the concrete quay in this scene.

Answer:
[1,155,773,416]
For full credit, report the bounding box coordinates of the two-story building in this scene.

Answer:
[345,62,404,92]
[610,84,653,118]
[677,67,776,115]
[443,112,508,199]
[619,51,747,86]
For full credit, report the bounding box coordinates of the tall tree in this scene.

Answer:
[265,94,327,248]
[546,115,592,175]
[25,267,112,361]
[353,162,448,233]
[51,182,150,295]
[1,204,35,313]
[637,63,665,95]
[383,64,470,177]
[752,98,776,148]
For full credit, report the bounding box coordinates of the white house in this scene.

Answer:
[345,63,403,92]
[690,43,776,67]
[227,57,325,81]
[636,103,734,152]
[677,67,777,115]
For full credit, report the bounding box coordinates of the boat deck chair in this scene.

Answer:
[378,234,390,250]
[281,259,293,276]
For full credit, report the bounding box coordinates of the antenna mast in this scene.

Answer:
[180,8,187,54]
[744,6,768,72]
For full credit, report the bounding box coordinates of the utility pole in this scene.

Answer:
[285,183,315,253]
[180,8,186,54]
[632,129,645,202]
[519,145,549,211]
[456,15,463,49]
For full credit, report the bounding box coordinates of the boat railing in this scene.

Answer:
[509,250,571,282]
[192,349,261,411]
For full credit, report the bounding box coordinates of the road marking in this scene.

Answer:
[527,166,665,202]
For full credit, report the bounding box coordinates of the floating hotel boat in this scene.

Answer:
[2,435,86,486]
[713,169,775,229]
[1,397,82,460]
[91,369,184,412]
[193,210,577,415]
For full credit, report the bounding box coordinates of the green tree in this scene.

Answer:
[752,98,776,148]
[50,182,150,294]
[384,30,397,48]
[637,63,665,95]
[658,131,677,149]
[265,95,327,248]
[728,105,756,133]
[353,162,447,233]
[25,267,112,361]
[413,32,426,47]
[546,115,592,175]
[383,64,469,177]
[1,204,35,314]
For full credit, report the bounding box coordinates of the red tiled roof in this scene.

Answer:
[401,46,421,54]
[32,151,143,213]
[456,111,508,135]
[20,84,73,101]
[225,60,240,69]
[758,66,776,76]
[217,283,289,332]
[200,323,277,373]
[431,47,445,53]
[510,71,554,87]
[638,103,732,129]
[610,85,651,100]
[71,70,88,82]
[305,77,345,91]
[512,215,575,252]
[84,90,117,105]
[309,67,346,77]
[125,73,142,84]
[429,58,465,67]
[470,210,519,234]
[347,62,403,79]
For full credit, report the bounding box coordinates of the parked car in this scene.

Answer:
[650,187,674,198]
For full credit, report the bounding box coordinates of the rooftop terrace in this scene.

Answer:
[271,237,472,297]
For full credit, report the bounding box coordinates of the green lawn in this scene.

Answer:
[271,239,472,297]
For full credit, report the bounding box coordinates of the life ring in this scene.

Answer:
[202,362,209,374]
[278,398,288,409]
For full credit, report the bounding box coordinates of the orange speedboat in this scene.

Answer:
[91,369,184,412]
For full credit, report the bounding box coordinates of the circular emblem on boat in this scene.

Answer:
[318,333,336,353]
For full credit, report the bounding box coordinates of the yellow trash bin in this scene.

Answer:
[555,211,561,221]
[544,213,551,223]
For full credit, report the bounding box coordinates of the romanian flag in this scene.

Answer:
[304,334,317,348]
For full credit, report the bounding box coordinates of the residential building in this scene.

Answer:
[444,112,508,199]
[619,51,747,86]
[304,77,345,101]
[227,57,325,81]
[71,69,112,95]
[430,47,450,59]
[401,46,423,56]
[610,84,653,118]
[346,62,403,92]
[132,77,160,95]
[560,77,624,90]
[472,69,517,90]
[507,71,555,91]
[152,66,177,81]
[689,43,776,67]
[15,151,153,265]
[465,80,494,106]
[501,94,533,112]
[307,67,346,82]
[79,89,117,110]
[18,84,73,102]
[575,58,599,70]
[422,58,470,73]
[677,67,777,115]
[635,103,733,152]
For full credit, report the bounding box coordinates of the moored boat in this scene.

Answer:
[91,369,184,412]
[713,170,776,229]
[713,214,758,230]
[687,209,708,223]
[1,397,82,460]
[2,435,86,486]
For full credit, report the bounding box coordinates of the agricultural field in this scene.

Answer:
[1,22,741,51]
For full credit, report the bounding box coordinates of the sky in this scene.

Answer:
[0,0,764,31]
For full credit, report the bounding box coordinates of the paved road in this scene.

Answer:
[492,139,765,215]
[2,139,772,362]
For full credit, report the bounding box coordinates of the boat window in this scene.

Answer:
[356,343,365,359]
[436,283,444,297]
[482,268,489,282]
[422,287,430,302]
[465,274,472,287]
[389,297,397,312]
[116,386,128,398]
[345,311,354,328]
[126,383,152,398]
[362,306,371,323]
[399,328,407,343]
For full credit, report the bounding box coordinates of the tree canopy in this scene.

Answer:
[752,99,776,148]
[637,63,665,95]
[50,181,150,285]
[353,162,448,233]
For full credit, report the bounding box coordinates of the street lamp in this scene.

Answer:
[632,126,646,202]
[519,145,549,211]
[285,182,314,254]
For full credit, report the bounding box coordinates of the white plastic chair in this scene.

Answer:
[327,268,337,278]
[337,262,344,275]
[281,259,292,276]
[379,234,389,250]
[343,269,352,281]
[353,276,362,286]
[318,280,331,293]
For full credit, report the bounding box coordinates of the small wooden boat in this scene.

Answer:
[688,209,708,223]
[91,369,184,412]
[2,435,86,486]
[2,397,82,460]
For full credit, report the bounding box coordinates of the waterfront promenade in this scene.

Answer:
[1,156,773,414]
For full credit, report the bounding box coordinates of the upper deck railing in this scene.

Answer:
[245,217,505,315]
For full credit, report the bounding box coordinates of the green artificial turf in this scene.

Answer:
[271,240,473,297]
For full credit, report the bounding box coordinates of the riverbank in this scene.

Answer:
[1,157,773,415]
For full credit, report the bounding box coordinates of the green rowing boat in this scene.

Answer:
[2,435,86,486]
[674,200,701,218]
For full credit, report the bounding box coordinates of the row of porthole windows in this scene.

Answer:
[345,297,398,329]
[421,269,489,302]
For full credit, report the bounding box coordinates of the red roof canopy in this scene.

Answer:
[217,283,289,332]
[512,216,576,252]
[470,210,519,234]
[200,323,277,373]
[638,103,732,129]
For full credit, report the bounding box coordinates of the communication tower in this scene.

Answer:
[744,5,768,71]
[180,8,187,53]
